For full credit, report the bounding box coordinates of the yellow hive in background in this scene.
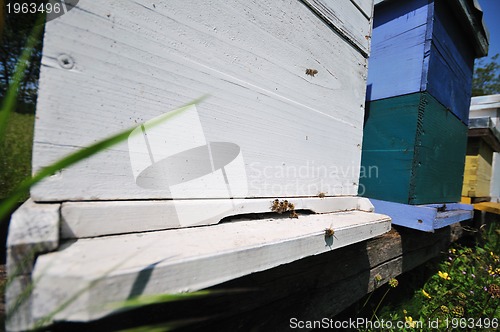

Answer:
[462,137,494,198]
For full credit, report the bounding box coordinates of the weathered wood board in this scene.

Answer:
[40,224,470,331]
[360,92,468,204]
[303,0,373,54]
[469,94,500,202]
[366,0,429,101]
[370,199,473,232]
[474,201,500,214]
[462,137,494,198]
[60,196,374,238]
[425,0,475,124]
[31,0,372,202]
[31,210,390,323]
[492,152,500,202]
[367,0,486,124]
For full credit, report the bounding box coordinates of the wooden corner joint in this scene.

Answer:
[5,199,61,332]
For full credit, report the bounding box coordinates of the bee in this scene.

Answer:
[271,199,280,212]
[288,203,295,210]
[305,68,318,77]
[318,192,326,198]
[324,223,337,238]
[278,201,285,214]
[290,211,299,219]
[437,204,447,212]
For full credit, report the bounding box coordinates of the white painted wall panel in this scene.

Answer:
[303,0,372,54]
[351,0,374,18]
[32,0,371,201]
[491,152,500,202]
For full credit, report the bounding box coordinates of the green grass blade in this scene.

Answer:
[0,15,44,142]
[110,291,213,311]
[0,95,207,221]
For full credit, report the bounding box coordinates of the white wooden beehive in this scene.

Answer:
[6,1,392,330]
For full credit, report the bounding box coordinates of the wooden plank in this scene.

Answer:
[492,152,500,201]
[468,128,500,152]
[60,196,374,238]
[410,93,468,204]
[370,199,436,231]
[468,117,500,152]
[6,200,60,276]
[461,196,472,204]
[350,0,373,19]
[447,0,489,58]
[32,0,370,202]
[426,0,475,124]
[473,202,500,214]
[302,0,371,54]
[5,275,33,332]
[470,94,500,111]
[469,95,500,201]
[360,93,419,203]
[31,211,391,324]
[366,0,430,101]
[361,92,467,204]
[4,200,60,332]
[462,138,493,198]
[371,199,472,231]
[369,0,485,118]
[45,224,469,331]
[433,209,473,229]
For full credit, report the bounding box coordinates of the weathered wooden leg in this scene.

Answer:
[5,199,60,332]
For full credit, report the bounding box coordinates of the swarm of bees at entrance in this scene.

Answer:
[271,199,298,219]
[305,68,318,77]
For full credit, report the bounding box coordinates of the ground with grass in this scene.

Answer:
[335,221,500,331]
[0,112,34,201]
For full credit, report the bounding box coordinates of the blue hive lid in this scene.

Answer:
[374,0,489,57]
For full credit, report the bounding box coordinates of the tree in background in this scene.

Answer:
[0,6,44,113]
[472,53,500,97]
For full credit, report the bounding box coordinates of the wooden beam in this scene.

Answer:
[30,210,390,325]
[47,223,470,331]
[60,197,373,238]
[370,199,473,231]
[474,202,500,215]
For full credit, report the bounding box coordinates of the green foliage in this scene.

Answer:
[472,53,500,97]
[0,14,43,142]
[0,6,44,111]
[0,96,205,224]
[0,112,34,201]
[0,11,212,330]
[360,224,500,331]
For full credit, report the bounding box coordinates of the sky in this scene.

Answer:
[476,0,500,63]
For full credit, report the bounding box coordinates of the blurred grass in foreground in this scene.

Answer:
[0,112,34,201]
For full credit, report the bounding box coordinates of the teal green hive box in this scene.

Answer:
[360,92,468,204]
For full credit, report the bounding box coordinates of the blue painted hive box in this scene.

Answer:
[360,0,489,205]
